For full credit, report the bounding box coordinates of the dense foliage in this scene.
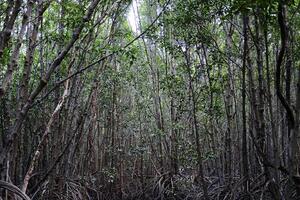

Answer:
[0,0,300,199]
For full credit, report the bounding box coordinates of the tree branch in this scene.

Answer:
[276,0,295,128]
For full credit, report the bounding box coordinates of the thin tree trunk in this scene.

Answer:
[242,14,249,193]
[184,48,209,200]
[22,71,71,193]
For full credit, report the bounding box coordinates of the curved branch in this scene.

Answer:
[276,1,295,128]
[0,180,31,200]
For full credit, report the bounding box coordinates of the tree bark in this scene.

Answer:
[242,14,249,193]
